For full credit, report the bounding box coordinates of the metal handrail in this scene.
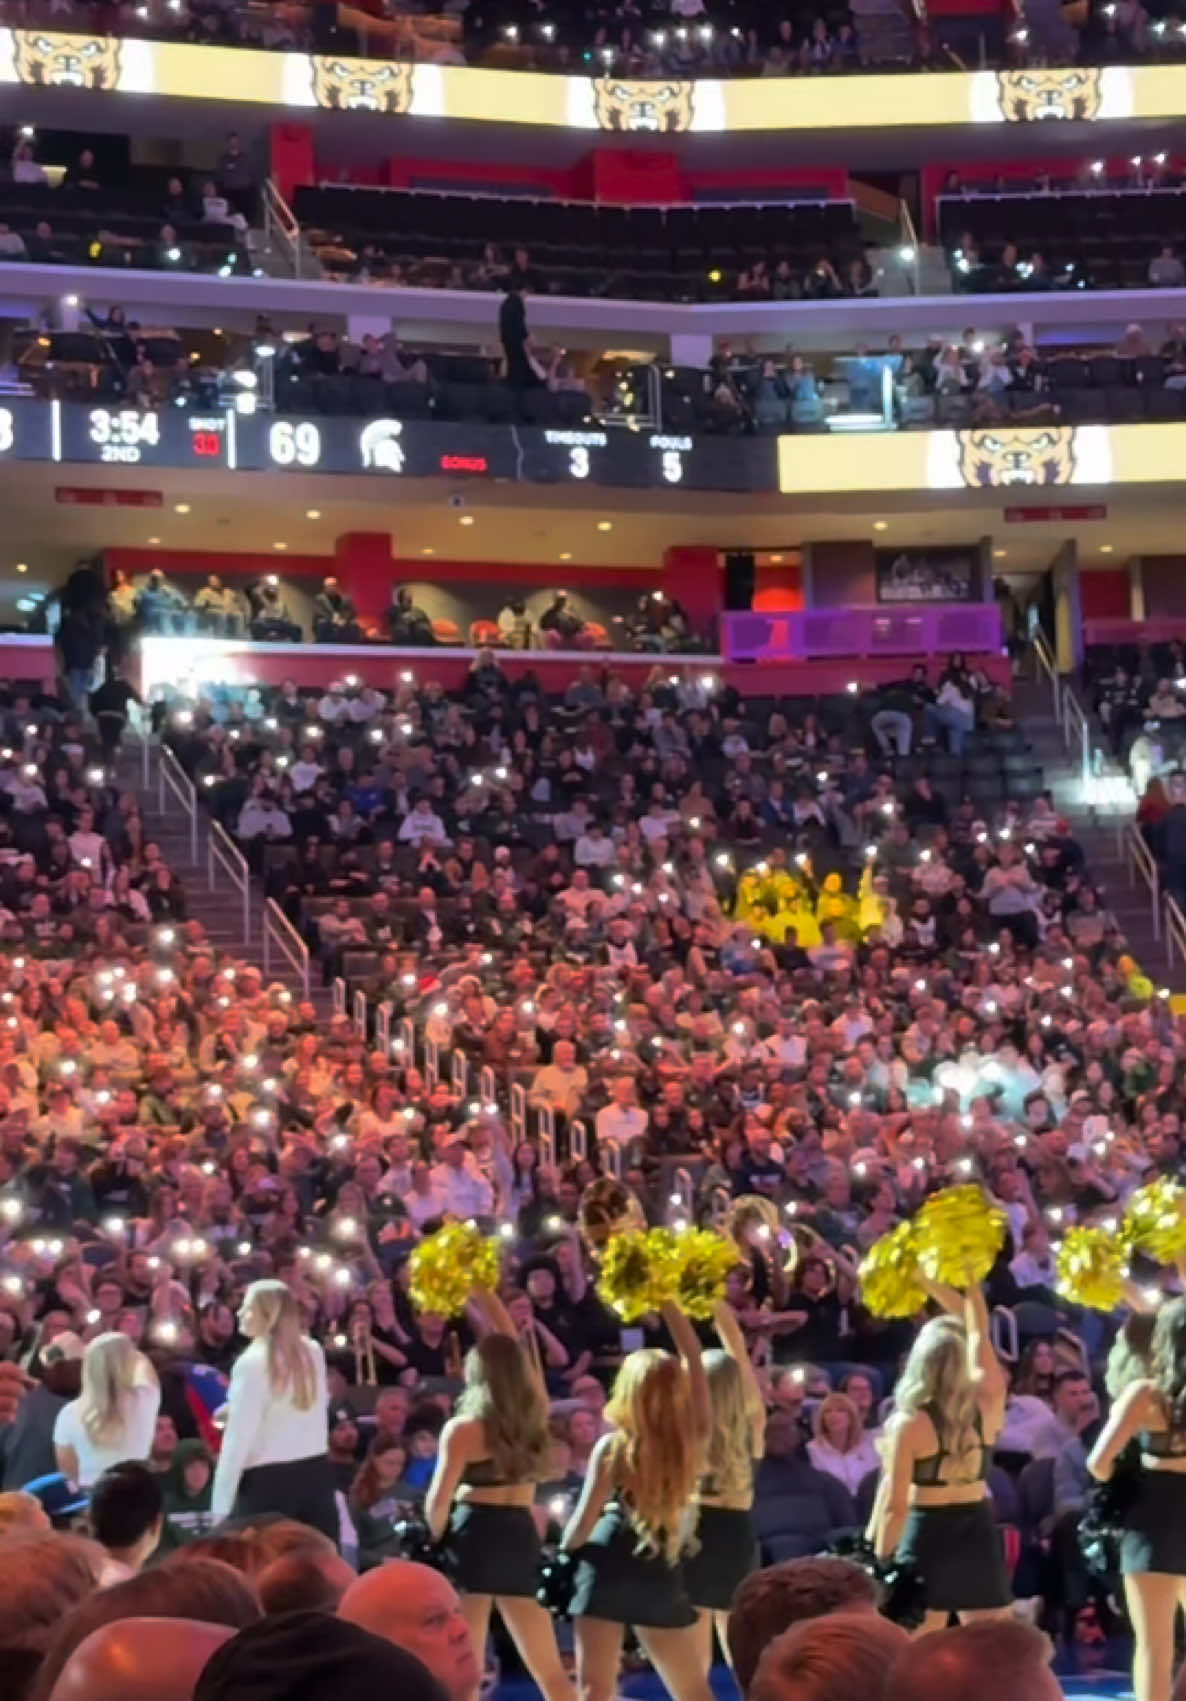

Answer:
[1031,630,1060,723]
[331,977,346,1017]
[897,198,921,295]
[207,820,250,942]
[352,988,367,1038]
[262,177,302,280]
[510,1081,528,1143]
[1166,894,1186,973]
[1060,682,1091,784]
[158,743,198,861]
[374,1001,392,1053]
[261,897,309,997]
[127,705,153,789]
[1122,821,1162,942]
[668,1167,694,1225]
[537,1103,556,1169]
[991,1306,1020,1364]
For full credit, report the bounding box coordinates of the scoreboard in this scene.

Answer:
[0,400,773,493]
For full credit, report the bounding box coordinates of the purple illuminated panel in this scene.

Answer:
[722,603,1002,662]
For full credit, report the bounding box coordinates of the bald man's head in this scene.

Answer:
[338,1562,480,1701]
[48,1619,234,1701]
[257,1547,355,1616]
[884,1621,1060,1701]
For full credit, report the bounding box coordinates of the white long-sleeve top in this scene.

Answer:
[211,1336,329,1518]
[53,1382,160,1487]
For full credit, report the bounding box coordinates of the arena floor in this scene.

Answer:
[495,1654,1136,1700]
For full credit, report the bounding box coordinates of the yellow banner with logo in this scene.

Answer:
[777,422,1186,496]
[0,32,1180,131]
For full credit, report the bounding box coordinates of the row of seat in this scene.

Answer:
[296,185,855,254]
[941,188,1186,242]
[276,372,591,426]
[899,386,1186,429]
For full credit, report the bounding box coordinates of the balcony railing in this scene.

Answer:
[722,603,1003,662]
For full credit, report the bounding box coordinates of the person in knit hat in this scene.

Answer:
[195,1611,450,1701]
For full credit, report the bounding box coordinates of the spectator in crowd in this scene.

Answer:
[749,1610,910,1701]
[339,1563,482,1701]
[883,1621,1062,1701]
[86,1461,164,1581]
[1149,245,1186,288]
[727,1558,879,1694]
[52,1335,159,1489]
[312,579,362,645]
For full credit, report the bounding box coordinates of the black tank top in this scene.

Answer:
[912,1403,989,1486]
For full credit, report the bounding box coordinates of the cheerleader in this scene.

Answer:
[561,1299,714,1701]
[1087,1294,1186,1701]
[868,1279,1010,1631]
[424,1286,573,1701]
[683,1301,764,1672]
[211,1279,336,1542]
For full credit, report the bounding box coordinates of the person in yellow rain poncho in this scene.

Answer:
[856,865,903,943]
[1116,951,1156,1003]
[816,871,859,942]
[780,884,822,948]
[731,856,822,946]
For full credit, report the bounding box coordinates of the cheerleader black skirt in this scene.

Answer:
[1120,1471,1186,1576]
[449,1502,541,1598]
[570,1505,697,1629]
[896,1499,1010,1613]
[681,1505,758,1612]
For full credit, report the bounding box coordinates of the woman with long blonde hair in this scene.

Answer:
[869,1280,1009,1632]
[561,1297,714,1701]
[211,1279,334,1541]
[53,1332,159,1488]
[426,1285,573,1701]
[1088,1293,1186,1701]
[682,1301,765,1673]
[808,1392,881,1496]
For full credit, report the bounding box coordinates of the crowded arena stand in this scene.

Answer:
[9,13,1186,1701]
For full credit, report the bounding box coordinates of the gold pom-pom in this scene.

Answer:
[1123,1178,1186,1265]
[915,1184,1007,1289]
[409,1221,501,1318]
[1056,1226,1129,1311]
[859,1221,928,1319]
[671,1229,739,1321]
[597,1228,681,1322]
